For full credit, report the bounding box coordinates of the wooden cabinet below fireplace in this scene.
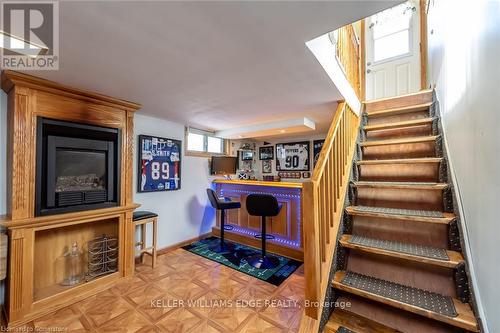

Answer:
[0,71,141,327]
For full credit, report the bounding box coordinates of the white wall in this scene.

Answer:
[133,114,215,249]
[427,1,500,331]
[306,33,361,115]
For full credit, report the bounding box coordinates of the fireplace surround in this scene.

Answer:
[35,118,121,216]
[0,70,141,327]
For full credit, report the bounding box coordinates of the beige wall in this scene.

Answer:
[427,1,500,331]
[134,114,215,249]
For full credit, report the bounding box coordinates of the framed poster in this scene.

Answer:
[262,160,272,174]
[241,150,254,161]
[259,146,274,160]
[313,139,325,167]
[276,141,310,171]
[138,135,181,192]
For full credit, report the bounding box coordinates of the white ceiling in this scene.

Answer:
[31,1,397,135]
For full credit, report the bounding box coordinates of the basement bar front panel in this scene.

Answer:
[212,180,303,260]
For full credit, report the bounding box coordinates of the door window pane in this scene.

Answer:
[372,3,412,39]
[371,1,413,62]
[374,30,410,62]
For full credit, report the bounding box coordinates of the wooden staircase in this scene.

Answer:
[324,91,480,333]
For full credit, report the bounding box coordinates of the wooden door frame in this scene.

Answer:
[360,0,429,99]
[419,0,428,90]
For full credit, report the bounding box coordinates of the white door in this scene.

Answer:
[365,1,421,100]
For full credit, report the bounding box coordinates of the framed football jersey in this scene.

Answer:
[275,141,310,171]
[313,139,325,167]
[138,135,181,192]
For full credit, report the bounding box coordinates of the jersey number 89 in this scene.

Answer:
[151,162,169,180]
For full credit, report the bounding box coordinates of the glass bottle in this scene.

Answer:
[61,241,83,286]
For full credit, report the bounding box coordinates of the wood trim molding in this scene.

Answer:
[419,0,428,90]
[1,70,141,112]
[155,232,212,256]
[213,179,303,189]
[360,19,366,101]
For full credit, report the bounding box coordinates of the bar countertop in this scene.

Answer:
[212,179,303,189]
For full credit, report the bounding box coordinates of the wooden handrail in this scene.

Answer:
[299,102,361,331]
[335,25,361,99]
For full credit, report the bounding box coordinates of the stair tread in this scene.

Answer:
[332,271,479,332]
[366,102,433,118]
[357,157,443,165]
[340,235,464,268]
[325,309,401,333]
[364,118,434,131]
[364,89,433,104]
[346,206,455,224]
[353,181,448,190]
[360,135,439,147]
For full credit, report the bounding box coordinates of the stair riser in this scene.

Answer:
[351,215,449,248]
[367,110,429,125]
[336,295,463,333]
[362,141,437,160]
[365,91,433,113]
[358,163,440,182]
[366,124,432,140]
[346,252,457,298]
[355,187,444,211]
[325,309,400,333]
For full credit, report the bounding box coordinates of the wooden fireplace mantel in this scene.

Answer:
[1,70,142,326]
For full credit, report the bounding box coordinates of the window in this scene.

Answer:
[187,132,205,152]
[372,2,414,62]
[207,136,223,153]
[186,127,225,156]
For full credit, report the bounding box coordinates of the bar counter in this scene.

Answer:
[212,179,303,260]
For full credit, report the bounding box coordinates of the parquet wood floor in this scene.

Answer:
[19,248,305,332]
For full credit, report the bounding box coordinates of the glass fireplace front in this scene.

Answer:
[36,118,120,216]
[55,149,107,193]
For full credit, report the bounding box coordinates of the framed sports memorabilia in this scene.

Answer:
[138,135,181,192]
[275,141,310,171]
[313,139,325,167]
[259,146,274,160]
[262,160,272,174]
[240,150,254,161]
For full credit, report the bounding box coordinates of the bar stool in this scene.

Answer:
[245,194,282,269]
[207,189,241,253]
[133,211,158,268]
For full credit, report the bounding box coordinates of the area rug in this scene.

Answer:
[182,236,302,286]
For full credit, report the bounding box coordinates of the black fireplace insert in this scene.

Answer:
[36,118,121,216]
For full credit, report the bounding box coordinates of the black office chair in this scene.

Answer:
[245,194,282,269]
[207,189,241,253]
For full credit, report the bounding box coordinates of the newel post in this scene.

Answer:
[302,181,321,319]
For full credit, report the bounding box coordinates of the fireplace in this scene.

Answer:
[36,118,121,216]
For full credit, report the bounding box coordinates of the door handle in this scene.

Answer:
[367,69,372,74]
